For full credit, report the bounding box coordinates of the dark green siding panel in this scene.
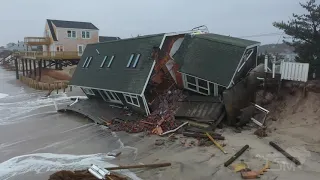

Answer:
[70,34,164,94]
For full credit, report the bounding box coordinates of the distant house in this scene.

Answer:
[43,19,99,55]
[99,36,120,42]
[70,32,260,115]
[6,41,40,51]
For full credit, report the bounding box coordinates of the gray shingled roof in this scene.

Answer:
[47,19,99,41]
[174,33,259,87]
[99,36,120,42]
[70,34,164,94]
[49,19,99,30]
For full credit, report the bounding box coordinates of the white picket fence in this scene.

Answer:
[280,61,309,82]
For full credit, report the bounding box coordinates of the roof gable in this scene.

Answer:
[70,34,164,94]
[47,19,57,41]
[174,34,259,87]
[47,19,99,30]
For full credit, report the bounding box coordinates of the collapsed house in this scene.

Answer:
[69,31,260,125]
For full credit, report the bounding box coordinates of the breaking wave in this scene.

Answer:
[0,153,142,180]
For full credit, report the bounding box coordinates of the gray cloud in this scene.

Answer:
[0,0,308,46]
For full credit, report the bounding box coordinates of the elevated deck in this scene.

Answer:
[24,37,52,46]
[14,51,81,60]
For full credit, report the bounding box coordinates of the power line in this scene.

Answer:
[238,32,284,38]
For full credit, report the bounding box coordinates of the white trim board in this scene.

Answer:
[178,71,228,88]
[73,85,141,96]
[227,46,258,89]
[140,60,156,96]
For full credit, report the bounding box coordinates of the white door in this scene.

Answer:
[104,91,122,104]
[78,45,84,56]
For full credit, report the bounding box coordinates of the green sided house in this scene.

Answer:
[172,33,260,96]
[70,34,164,115]
[70,32,260,115]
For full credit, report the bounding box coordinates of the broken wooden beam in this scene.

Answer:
[106,162,171,171]
[206,132,227,154]
[269,141,301,165]
[182,131,225,140]
[224,145,249,167]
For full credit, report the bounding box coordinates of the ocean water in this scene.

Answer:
[0,68,141,180]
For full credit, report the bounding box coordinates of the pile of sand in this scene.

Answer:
[263,88,320,152]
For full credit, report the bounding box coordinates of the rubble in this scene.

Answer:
[109,88,187,134]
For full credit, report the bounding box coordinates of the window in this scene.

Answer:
[82,57,92,68]
[103,91,122,104]
[126,53,141,68]
[100,55,115,68]
[238,49,254,72]
[100,56,108,68]
[107,56,115,67]
[82,31,90,39]
[67,30,76,38]
[184,74,210,95]
[82,88,95,95]
[124,94,140,107]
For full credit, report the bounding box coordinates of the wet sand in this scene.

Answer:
[0,67,320,180]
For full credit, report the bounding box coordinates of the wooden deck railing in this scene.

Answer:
[24,37,52,45]
[15,51,81,60]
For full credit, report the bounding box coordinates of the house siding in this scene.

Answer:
[54,25,99,52]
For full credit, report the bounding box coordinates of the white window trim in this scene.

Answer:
[67,30,77,38]
[126,54,135,67]
[82,31,91,39]
[82,57,89,68]
[107,56,115,67]
[104,91,122,104]
[124,94,140,107]
[82,88,95,95]
[100,56,108,68]
[84,57,92,68]
[237,49,254,72]
[132,54,141,68]
[183,74,210,95]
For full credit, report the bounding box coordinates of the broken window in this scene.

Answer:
[124,94,140,107]
[184,74,210,95]
[238,49,254,72]
[82,88,95,95]
[126,54,141,68]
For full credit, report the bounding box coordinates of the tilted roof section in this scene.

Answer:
[196,33,259,48]
[48,19,99,30]
[173,33,260,87]
[99,36,121,42]
[70,34,165,94]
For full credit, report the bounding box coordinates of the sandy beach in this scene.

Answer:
[0,67,320,180]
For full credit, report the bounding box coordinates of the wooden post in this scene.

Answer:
[38,60,42,81]
[55,60,58,70]
[29,59,32,78]
[14,57,19,80]
[33,59,37,79]
[25,59,28,77]
[56,82,59,94]
[22,59,25,76]
[44,60,47,68]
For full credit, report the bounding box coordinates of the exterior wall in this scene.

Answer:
[43,22,52,52]
[81,87,147,115]
[54,25,99,52]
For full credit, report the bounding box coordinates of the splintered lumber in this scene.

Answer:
[183,131,225,140]
[269,141,301,165]
[224,145,249,167]
[106,162,171,171]
[206,132,227,154]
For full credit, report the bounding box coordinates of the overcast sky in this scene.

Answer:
[0,0,310,46]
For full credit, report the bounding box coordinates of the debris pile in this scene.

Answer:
[109,88,187,134]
